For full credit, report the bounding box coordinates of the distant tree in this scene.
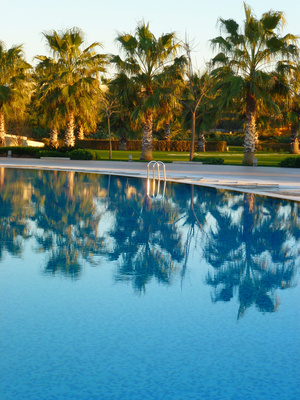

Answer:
[98,80,120,159]
[168,42,216,159]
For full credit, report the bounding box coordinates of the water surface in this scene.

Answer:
[0,168,299,400]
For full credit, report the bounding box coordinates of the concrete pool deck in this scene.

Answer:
[1,157,300,202]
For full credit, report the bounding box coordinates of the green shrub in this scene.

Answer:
[206,133,244,146]
[37,150,69,158]
[69,149,95,160]
[193,156,224,164]
[0,146,40,157]
[279,157,300,168]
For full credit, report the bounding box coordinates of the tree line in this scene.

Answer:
[0,2,299,165]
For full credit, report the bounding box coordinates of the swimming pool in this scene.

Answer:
[0,168,299,400]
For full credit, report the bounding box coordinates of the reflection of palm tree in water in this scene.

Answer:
[107,177,185,293]
[0,167,4,187]
[0,169,33,260]
[205,193,298,319]
[32,171,105,278]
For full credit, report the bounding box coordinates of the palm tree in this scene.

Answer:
[111,21,180,160]
[0,41,32,145]
[274,57,300,154]
[36,27,106,147]
[34,56,63,148]
[210,2,298,165]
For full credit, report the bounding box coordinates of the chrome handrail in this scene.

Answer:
[147,161,166,199]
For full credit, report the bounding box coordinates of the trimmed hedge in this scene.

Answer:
[0,146,40,157]
[204,141,227,152]
[69,149,93,160]
[42,138,65,147]
[75,139,228,152]
[126,140,142,151]
[69,149,101,160]
[279,157,300,168]
[193,156,224,164]
[37,150,70,158]
[258,143,290,152]
[76,139,119,150]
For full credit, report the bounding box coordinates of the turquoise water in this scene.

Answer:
[0,168,299,400]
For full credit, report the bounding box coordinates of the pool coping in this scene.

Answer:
[1,158,300,203]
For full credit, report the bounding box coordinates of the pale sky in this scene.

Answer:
[1,0,299,70]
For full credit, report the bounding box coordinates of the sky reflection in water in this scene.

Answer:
[0,168,299,400]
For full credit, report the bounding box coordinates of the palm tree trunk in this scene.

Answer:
[290,122,300,154]
[242,92,256,166]
[65,112,75,147]
[49,127,59,149]
[140,113,153,161]
[67,171,75,199]
[108,115,112,160]
[77,124,84,140]
[189,111,196,161]
[197,131,206,152]
[164,121,171,141]
[0,167,4,187]
[0,112,6,146]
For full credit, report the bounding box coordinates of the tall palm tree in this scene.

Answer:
[274,57,300,154]
[111,21,180,160]
[34,56,63,148]
[210,2,298,165]
[0,41,32,145]
[36,27,106,147]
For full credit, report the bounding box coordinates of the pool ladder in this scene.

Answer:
[147,161,166,199]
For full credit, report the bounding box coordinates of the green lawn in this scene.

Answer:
[91,147,299,167]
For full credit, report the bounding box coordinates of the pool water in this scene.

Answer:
[0,168,299,400]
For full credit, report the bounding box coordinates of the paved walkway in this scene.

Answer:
[1,158,300,202]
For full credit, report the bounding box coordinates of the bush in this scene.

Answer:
[258,143,290,152]
[37,150,69,158]
[69,149,95,160]
[193,156,224,164]
[0,146,40,157]
[279,157,300,168]
[206,132,244,146]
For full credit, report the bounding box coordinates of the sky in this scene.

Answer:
[1,0,299,71]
